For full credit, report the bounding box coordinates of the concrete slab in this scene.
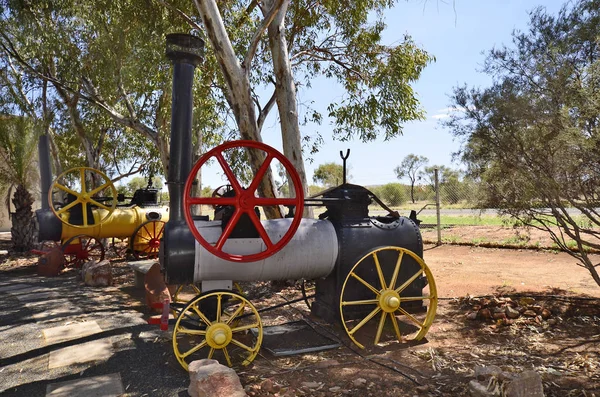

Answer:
[48,339,114,369]
[0,283,33,293]
[43,321,103,344]
[15,290,61,302]
[30,304,84,321]
[46,373,123,397]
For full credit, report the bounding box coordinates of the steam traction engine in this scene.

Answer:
[35,136,170,267]
[160,34,437,370]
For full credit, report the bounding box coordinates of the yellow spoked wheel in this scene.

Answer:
[173,290,263,371]
[340,246,437,349]
[50,167,117,228]
[171,283,244,319]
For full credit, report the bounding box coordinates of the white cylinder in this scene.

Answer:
[193,218,338,282]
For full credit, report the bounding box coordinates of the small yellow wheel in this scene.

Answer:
[171,283,244,319]
[50,167,117,228]
[173,290,263,370]
[340,246,437,349]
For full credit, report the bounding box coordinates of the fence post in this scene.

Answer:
[434,167,441,245]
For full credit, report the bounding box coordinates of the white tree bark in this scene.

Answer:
[194,0,282,219]
[261,0,312,217]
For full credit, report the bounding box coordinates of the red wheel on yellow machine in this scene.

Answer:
[183,140,304,263]
[62,234,105,268]
[129,220,165,260]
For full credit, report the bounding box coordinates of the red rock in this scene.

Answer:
[82,260,112,287]
[188,359,247,397]
[523,310,537,317]
[505,306,520,319]
[493,312,507,320]
[541,308,551,319]
[478,308,492,320]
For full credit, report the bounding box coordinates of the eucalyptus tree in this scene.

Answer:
[394,154,428,203]
[192,0,432,216]
[445,0,600,286]
[0,0,222,182]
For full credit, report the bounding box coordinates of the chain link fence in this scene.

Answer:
[366,169,494,244]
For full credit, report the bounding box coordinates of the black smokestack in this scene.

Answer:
[38,135,52,210]
[165,33,204,222]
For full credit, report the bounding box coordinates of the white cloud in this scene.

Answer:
[430,106,469,120]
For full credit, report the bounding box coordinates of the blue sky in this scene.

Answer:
[203,0,567,189]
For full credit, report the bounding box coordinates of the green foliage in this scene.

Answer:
[374,182,406,206]
[444,0,600,286]
[312,162,345,187]
[394,154,428,203]
[0,115,38,191]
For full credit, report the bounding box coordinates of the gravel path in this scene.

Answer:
[0,269,190,397]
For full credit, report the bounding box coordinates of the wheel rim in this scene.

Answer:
[173,290,263,370]
[183,140,304,263]
[50,167,117,228]
[130,220,165,260]
[340,246,437,349]
[62,234,105,268]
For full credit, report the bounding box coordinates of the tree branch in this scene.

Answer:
[244,0,284,77]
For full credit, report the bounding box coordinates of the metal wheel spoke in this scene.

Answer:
[215,153,242,193]
[341,299,379,306]
[82,203,88,226]
[372,252,387,290]
[187,197,237,206]
[216,209,242,250]
[230,338,256,353]
[89,198,111,211]
[394,270,423,294]
[177,329,207,336]
[389,251,404,289]
[348,306,382,336]
[390,313,403,341]
[374,312,387,345]
[397,307,424,329]
[226,301,246,325]
[222,346,232,367]
[55,184,79,197]
[216,294,222,323]
[181,340,207,359]
[247,154,273,193]
[191,305,212,326]
[79,168,86,192]
[207,347,215,360]
[350,272,381,296]
[247,211,273,249]
[143,224,151,236]
[56,199,80,215]
[89,182,111,197]
[157,222,165,236]
[400,295,431,302]
[231,322,259,333]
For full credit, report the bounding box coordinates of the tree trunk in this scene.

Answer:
[194,0,281,219]
[263,0,312,217]
[11,184,35,252]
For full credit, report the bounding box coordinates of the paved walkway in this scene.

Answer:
[0,271,186,396]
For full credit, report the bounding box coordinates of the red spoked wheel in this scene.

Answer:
[130,220,165,260]
[62,234,105,268]
[183,140,304,263]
